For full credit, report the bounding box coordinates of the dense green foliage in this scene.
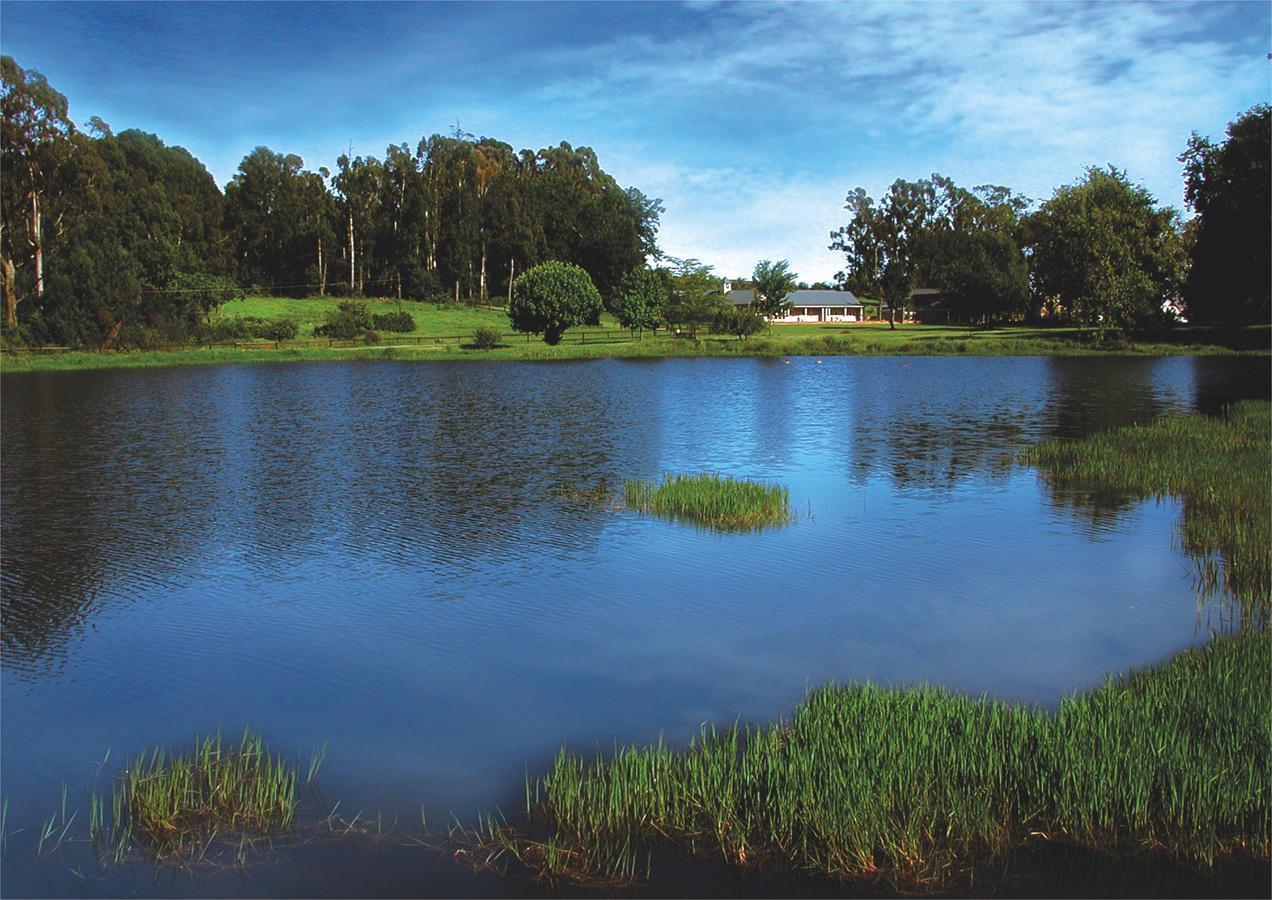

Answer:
[623,473,792,531]
[508,261,603,344]
[1179,105,1271,323]
[485,631,1269,886]
[712,304,766,339]
[0,57,659,348]
[370,311,415,333]
[472,326,502,349]
[1024,400,1270,621]
[829,176,1030,322]
[661,257,726,338]
[751,259,797,320]
[1026,166,1185,335]
[612,268,665,334]
[314,300,374,339]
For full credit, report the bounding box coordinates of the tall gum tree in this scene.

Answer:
[1,56,76,329]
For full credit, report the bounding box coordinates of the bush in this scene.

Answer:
[472,326,502,349]
[508,261,603,344]
[264,319,298,342]
[712,305,766,339]
[314,301,374,339]
[363,330,380,345]
[370,311,415,333]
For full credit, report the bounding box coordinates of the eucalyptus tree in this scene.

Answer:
[1,55,77,327]
[333,152,383,295]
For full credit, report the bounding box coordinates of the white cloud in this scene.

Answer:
[522,1,1268,281]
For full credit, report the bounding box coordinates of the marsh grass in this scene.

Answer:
[623,473,793,531]
[474,632,1269,888]
[87,730,322,864]
[1023,400,1270,621]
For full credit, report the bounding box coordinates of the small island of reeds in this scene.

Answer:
[623,473,793,531]
[91,729,321,863]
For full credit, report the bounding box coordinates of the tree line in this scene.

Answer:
[1,56,661,348]
[829,103,1269,332]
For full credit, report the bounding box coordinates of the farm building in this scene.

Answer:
[727,288,865,323]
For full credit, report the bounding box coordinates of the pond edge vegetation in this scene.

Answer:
[461,630,1269,890]
[622,473,794,532]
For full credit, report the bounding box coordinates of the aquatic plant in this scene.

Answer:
[1023,400,1270,621]
[477,632,1270,888]
[623,472,792,531]
[101,729,319,861]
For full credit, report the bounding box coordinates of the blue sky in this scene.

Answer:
[2,1,1268,282]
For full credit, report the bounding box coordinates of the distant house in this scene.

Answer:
[910,287,957,324]
[727,288,865,323]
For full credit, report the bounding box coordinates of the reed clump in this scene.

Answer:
[108,730,308,859]
[493,632,1269,888]
[1023,400,1270,620]
[623,473,792,531]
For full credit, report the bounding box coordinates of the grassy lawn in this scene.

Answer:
[3,295,1267,372]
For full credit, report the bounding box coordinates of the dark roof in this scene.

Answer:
[727,289,861,308]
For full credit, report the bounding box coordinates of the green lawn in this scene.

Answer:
[3,295,1267,373]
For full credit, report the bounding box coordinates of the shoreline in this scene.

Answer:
[4,325,1268,374]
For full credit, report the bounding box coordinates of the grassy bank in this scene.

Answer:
[1024,400,1270,621]
[3,296,1267,372]
[478,631,1269,888]
[623,473,792,531]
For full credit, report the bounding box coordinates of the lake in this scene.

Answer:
[2,355,1268,897]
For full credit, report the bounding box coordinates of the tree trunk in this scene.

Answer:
[479,245,487,303]
[347,211,356,295]
[100,318,123,351]
[317,232,325,296]
[29,185,43,298]
[508,258,515,305]
[2,258,17,329]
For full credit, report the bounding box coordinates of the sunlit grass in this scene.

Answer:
[475,632,1270,888]
[92,730,323,862]
[1023,400,1270,621]
[623,473,792,531]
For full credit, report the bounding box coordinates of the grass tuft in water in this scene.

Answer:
[111,729,301,859]
[1023,400,1270,621]
[486,632,1270,888]
[623,472,793,531]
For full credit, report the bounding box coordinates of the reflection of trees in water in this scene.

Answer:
[848,360,1033,491]
[1040,357,1176,441]
[1191,356,1272,416]
[1,363,665,664]
[2,369,229,662]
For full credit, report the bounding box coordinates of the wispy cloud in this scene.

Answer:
[4,1,1265,282]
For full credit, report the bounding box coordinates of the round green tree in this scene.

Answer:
[613,268,666,335]
[508,261,603,344]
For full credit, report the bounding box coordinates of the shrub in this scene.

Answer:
[264,319,299,342]
[371,311,415,333]
[508,261,603,344]
[472,326,502,349]
[314,301,374,339]
[363,330,380,345]
[712,305,766,339]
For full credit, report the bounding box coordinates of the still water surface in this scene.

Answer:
[2,355,1268,897]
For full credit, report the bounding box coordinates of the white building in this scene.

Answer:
[726,289,865,323]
